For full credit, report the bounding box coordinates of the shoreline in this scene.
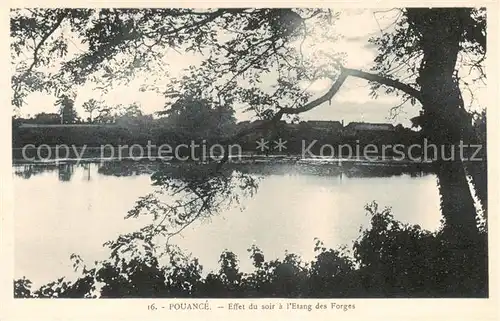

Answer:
[12,154,434,166]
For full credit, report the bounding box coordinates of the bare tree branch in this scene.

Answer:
[343,67,423,103]
[279,66,422,116]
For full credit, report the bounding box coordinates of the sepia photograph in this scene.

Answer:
[9,6,490,302]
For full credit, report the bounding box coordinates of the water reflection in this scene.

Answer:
[13,160,442,287]
[14,163,79,182]
[14,160,433,181]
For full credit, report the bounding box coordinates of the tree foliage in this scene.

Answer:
[160,89,237,140]
[11,8,341,118]
[82,98,102,122]
[368,8,486,108]
[56,94,78,123]
[10,8,486,131]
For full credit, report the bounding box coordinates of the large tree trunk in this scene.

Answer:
[435,161,478,239]
[407,8,479,238]
[406,9,488,296]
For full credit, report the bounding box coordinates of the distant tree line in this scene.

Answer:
[13,101,487,163]
[13,101,425,158]
[16,98,145,126]
[12,96,237,148]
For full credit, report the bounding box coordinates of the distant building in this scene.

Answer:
[289,121,343,134]
[306,120,343,131]
[344,122,395,135]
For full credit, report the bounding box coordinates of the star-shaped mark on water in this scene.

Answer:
[273,138,287,152]
[256,138,269,152]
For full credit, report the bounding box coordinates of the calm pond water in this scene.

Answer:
[13,160,442,287]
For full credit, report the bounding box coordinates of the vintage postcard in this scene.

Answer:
[0,2,498,320]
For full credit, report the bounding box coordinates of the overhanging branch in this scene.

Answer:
[280,66,423,116]
[25,11,69,75]
[343,67,423,103]
[280,71,348,115]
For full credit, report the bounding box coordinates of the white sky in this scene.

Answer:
[17,9,486,127]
